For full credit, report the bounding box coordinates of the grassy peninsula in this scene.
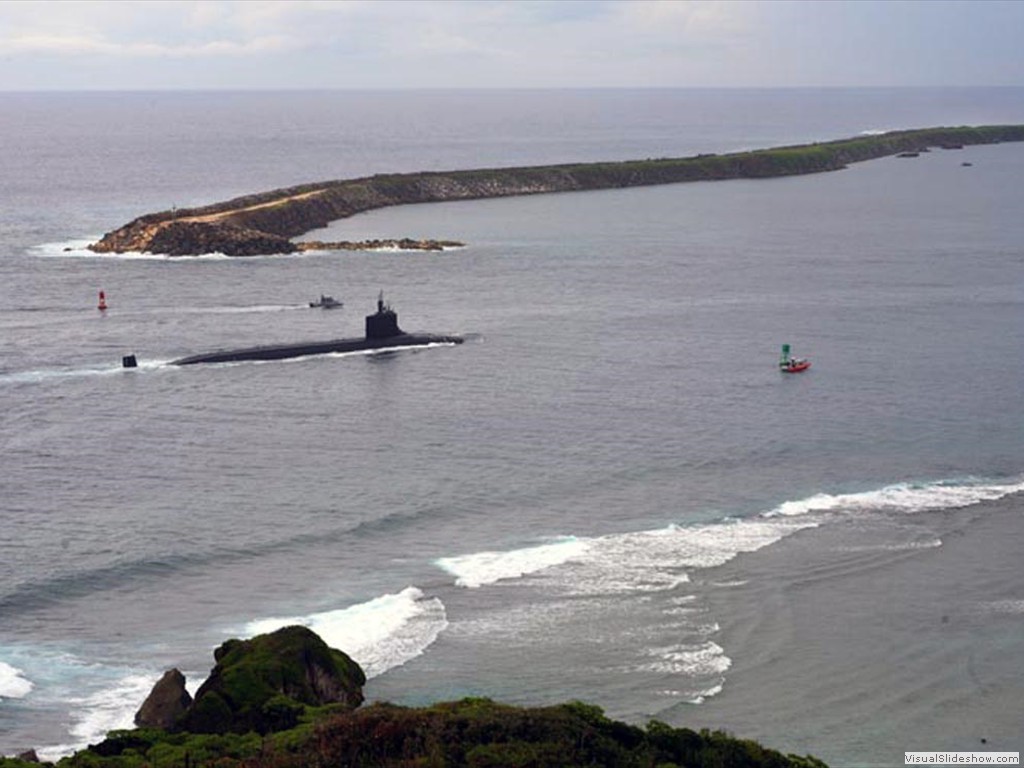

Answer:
[88,125,1024,256]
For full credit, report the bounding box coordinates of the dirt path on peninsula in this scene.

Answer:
[178,188,327,224]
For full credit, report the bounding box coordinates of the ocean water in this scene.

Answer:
[1,88,1023,766]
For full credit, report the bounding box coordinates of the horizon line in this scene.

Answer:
[2,84,1024,95]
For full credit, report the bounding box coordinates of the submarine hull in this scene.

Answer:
[172,333,463,366]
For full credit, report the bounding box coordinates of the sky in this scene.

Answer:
[0,0,1022,90]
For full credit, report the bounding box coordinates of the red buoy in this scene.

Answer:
[98,290,107,311]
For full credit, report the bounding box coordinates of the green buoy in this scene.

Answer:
[780,343,791,368]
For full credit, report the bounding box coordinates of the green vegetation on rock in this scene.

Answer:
[45,698,827,768]
[175,625,365,735]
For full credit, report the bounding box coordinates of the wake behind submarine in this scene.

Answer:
[122,293,462,368]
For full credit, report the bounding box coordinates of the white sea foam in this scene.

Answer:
[982,599,1024,615]
[0,661,33,700]
[427,477,1021,711]
[662,607,701,616]
[435,536,590,588]
[30,238,105,257]
[555,518,816,598]
[36,671,156,763]
[836,538,943,553]
[66,674,155,742]
[638,641,732,677]
[0,359,171,386]
[656,681,724,704]
[438,479,1022,597]
[684,681,725,704]
[430,477,1018,614]
[0,365,124,385]
[29,238,306,261]
[438,518,816,595]
[244,586,447,679]
[359,341,462,356]
[30,238,234,260]
[156,304,309,314]
[668,595,698,605]
[766,478,1024,518]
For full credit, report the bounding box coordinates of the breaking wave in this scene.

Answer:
[243,586,448,679]
[436,517,816,594]
[438,477,1022,595]
[435,537,589,588]
[0,660,33,700]
[765,478,1024,518]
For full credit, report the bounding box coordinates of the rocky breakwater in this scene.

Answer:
[89,125,1024,257]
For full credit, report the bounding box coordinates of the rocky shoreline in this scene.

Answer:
[88,124,1024,257]
[1,626,829,768]
[295,237,463,252]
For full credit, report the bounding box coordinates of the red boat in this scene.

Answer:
[781,359,811,373]
[779,344,810,373]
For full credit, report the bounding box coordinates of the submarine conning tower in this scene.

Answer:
[365,291,404,339]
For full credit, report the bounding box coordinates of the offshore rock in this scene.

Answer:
[134,668,192,729]
[175,625,365,735]
[296,237,464,252]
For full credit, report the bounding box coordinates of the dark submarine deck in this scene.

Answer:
[168,294,462,366]
[172,332,462,366]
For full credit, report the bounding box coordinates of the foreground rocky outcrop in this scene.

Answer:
[88,124,1024,257]
[133,625,365,737]
[0,625,829,768]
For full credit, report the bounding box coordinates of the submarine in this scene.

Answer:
[160,293,462,367]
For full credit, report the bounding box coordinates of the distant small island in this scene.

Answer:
[88,125,1024,257]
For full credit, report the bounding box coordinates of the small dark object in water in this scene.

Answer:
[896,152,920,158]
[309,294,343,309]
[962,162,973,167]
[122,354,138,368]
